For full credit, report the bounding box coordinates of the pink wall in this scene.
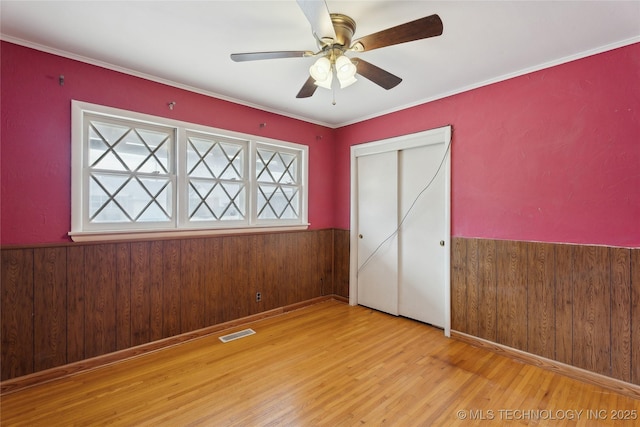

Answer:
[0,42,336,245]
[336,43,640,248]
[2,41,639,247]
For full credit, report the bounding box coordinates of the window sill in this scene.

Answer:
[68,224,310,243]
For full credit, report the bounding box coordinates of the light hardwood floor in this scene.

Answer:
[1,300,638,426]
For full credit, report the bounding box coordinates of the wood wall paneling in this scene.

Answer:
[131,242,151,347]
[115,243,131,351]
[1,249,34,380]
[477,239,497,341]
[84,244,117,359]
[180,239,207,332]
[631,249,640,385]
[496,240,527,350]
[318,230,332,295]
[66,246,85,363]
[527,242,556,360]
[554,244,574,366]
[333,230,350,298]
[465,239,480,337]
[450,237,467,332]
[1,230,342,382]
[33,247,67,371]
[149,241,164,343]
[222,235,258,321]
[257,233,286,313]
[161,240,182,338]
[572,246,611,377]
[203,237,224,327]
[448,239,638,387]
[610,247,631,383]
[4,233,637,388]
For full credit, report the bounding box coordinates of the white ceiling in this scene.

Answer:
[2,1,639,127]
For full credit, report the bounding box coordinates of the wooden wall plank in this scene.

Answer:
[66,246,85,363]
[222,235,257,321]
[495,240,528,350]
[630,249,640,385]
[527,242,556,360]
[115,243,131,351]
[130,242,151,346]
[33,247,67,371]
[1,249,34,380]
[149,241,164,343]
[477,239,497,341]
[572,245,611,377]
[610,247,631,382]
[465,239,480,336]
[84,244,117,359]
[204,237,224,327]
[256,233,284,313]
[180,239,206,332]
[554,244,573,366]
[297,231,321,302]
[450,237,467,332]
[333,230,350,298]
[317,230,334,297]
[162,240,181,338]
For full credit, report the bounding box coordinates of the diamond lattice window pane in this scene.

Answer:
[137,177,172,221]
[89,121,172,174]
[92,200,130,223]
[219,142,244,180]
[258,184,299,220]
[189,179,246,221]
[256,149,276,183]
[218,182,246,220]
[89,124,128,171]
[135,129,171,174]
[256,149,298,185]
[187,137,215,178]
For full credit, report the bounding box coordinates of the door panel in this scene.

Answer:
[398,143,447,327]
[356,151,398,315]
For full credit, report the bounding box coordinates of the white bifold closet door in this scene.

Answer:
[352,126,450,331]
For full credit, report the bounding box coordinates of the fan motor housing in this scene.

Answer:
[330,13,356,47]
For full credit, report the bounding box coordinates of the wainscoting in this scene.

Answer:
[1,229,351,381]
[3,232,638,390]
[451,237,640,386]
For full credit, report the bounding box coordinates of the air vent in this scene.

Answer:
[218,328,256,343]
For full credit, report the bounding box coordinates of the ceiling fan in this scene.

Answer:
[230,0,443,99]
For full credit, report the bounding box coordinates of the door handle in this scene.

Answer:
[359,234,363,239]
[440,240,445,246]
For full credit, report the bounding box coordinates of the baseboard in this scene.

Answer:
[1,295,346,395]
[451,330,640,400]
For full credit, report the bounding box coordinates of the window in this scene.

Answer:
[71,101,308,241]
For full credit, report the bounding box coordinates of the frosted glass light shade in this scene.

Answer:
[335,55,357,88]
[310,57,332,89]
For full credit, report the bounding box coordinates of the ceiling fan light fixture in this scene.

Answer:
[335,55,357,88]
[310,56,331,81]
[338,74,357,89]
[314,72,333,89]
[335,55,356,78]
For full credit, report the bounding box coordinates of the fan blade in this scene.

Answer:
[230,51,311,62]
[296,0,337,40]
[351,14,443,52]
[353,58,402,90]
[296,76,318,98]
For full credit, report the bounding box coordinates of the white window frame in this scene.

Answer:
[70,101,308,242]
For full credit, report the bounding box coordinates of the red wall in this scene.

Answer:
[0,42,337,245]
[2,41,639,247]
[336,43,640,248]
